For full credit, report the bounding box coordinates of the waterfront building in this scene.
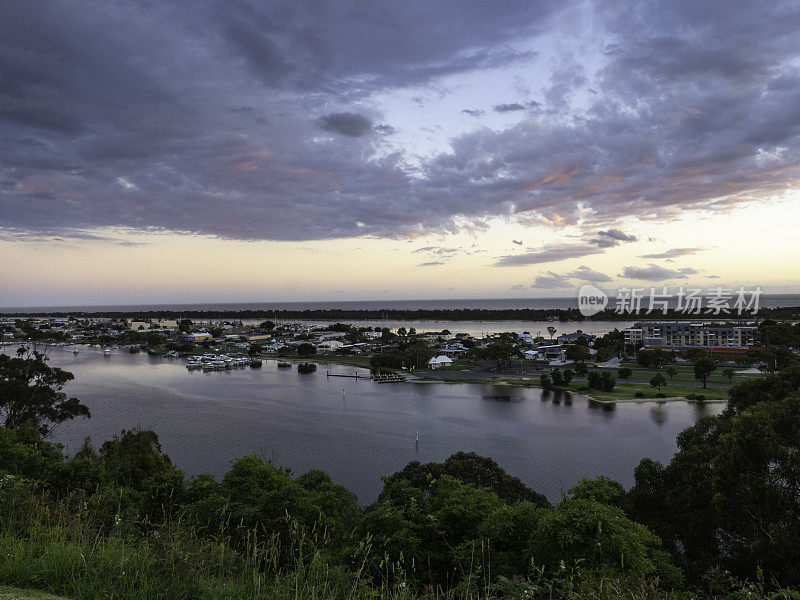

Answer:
[623,321,758,350]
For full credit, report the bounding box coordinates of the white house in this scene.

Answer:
[317,340,344,351]
[525,344,569,366]
[427,355,454,369]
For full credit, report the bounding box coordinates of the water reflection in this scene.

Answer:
[650,403,668,426]
[587,399,617,416]
[43,347,723,505]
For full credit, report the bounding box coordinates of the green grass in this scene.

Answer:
[617,363,763,384]
[0,516,394,600]
[0,586,70,600]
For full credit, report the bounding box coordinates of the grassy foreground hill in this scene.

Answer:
[0,588,70,600]
[2,350,800,599]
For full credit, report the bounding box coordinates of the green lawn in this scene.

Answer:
[0,587,69,600]
[616,363,762,386]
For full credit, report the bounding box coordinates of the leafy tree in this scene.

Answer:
[550,368,564,386]
[472,340,521,371]
[476,501,543,578]
[397,327,407,336]
[650,373,667,392]
[666,366,678,380]
[693,355,717,388]
[98,429,177,491]
[248,344,262,356]
[562,369,573,384]
[565,344,590,362]
[294,469,361,544]
[530,495,682,586]
[259,320,276,331]
[711,393,800,584]
[628,371,800,587]
[722,367,735,383]
[601,371,616,392]
[367,454,550,586]
[593,329,625,361]
[618,367,633,379]
[379,451,549,507]
[743,346,796,375]
[0,348,90,437]
[574,361,588,377]
[568,475,626,507]
[539,373,552,389]
[637,349,674,368]
[546,326,557,340]
[726,365,800,414]
[587,371,615,392]
[587,371,602,390]
[296,342,317,356]
[371,343,434,370]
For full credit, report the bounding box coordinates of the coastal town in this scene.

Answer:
[1,313,790,401]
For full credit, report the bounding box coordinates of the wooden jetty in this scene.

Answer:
[326,369,372,380]
[373,373,406,383]
[325,370,407,383]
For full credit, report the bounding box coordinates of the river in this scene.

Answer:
[44,346,722,505]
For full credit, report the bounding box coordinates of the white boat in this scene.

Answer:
[72,346,80,354]
[103,348,111,356]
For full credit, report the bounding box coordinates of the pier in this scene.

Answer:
[326,370,373,380]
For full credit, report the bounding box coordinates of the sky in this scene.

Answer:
[1,0,800,306]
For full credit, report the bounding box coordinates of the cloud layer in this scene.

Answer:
[2,0,799,243]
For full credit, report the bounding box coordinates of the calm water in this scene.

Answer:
[4,293,800,313]
[43,347,723,505]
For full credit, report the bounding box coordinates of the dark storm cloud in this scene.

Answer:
[418,261,444,267]
[319,113,373,137]
[2,0,800,243]
[461,109,485,117]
